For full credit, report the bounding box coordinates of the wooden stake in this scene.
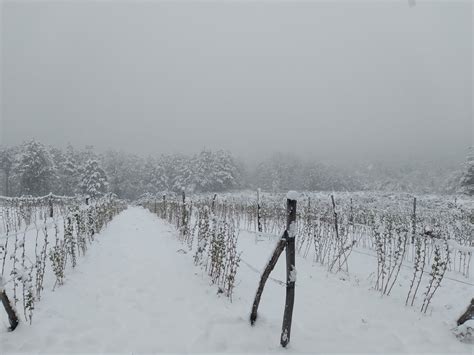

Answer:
[1,290,19,331]
[257,188,262,233]
[181,190,186,228]
[250,232,287,325]
[211,194,217,213]
[281,198,297,347]
[250,194,297,348]
[411,197,417,244]
[49,194,54,218]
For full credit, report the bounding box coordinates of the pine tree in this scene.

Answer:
[459,147,474,196]
[193,150,214,192]
[142,156,158,193]
[171,154,193,193]
[78,159,108,198]
[213,150,239,191]
[16,140,55,196]
[0,146,14,196]
[61,144,80,195]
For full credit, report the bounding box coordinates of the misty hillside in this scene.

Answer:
[0,141,471,199]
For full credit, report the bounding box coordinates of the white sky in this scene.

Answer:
[1,0,472,163]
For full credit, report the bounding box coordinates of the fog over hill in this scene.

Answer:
[1,1,471,165]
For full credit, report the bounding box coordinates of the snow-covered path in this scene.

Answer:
[1,207,239,352]
[1,207,471,353]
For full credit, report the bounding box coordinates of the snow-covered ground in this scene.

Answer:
[0,207,471,353]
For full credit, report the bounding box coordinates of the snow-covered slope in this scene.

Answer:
[0,207,470,352]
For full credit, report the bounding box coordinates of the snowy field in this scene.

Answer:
[1,205,472,353]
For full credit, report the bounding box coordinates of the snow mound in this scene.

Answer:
[453,320,474,344]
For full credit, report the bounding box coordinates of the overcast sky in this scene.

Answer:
[1,0,472,163]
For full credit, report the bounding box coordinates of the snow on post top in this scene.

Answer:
[286,190,298,201]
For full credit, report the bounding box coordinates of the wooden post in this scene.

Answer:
[1,289,19,331]
[331,195,339,241]
[250,233,287,325]
[257,188,262,233]
[281,197,297,347]
[211,193,217,213]
[411,197,417,244]
[49,194,54,218]
[350,198,354,226]
[162,194,166,219]
[181,190,186,228]
[250,192,297,348]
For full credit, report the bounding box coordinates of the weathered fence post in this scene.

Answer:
[257,188,262,233]
[49,193,54,218]
[250,191,298,348]
[181,189,186,229]
[411,197,417,244]
[0,285,19,331]
[211,193,217,213]
[330,195,341,271]
[162,194,166,219]
[281,195,297,347]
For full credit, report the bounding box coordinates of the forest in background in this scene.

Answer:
[0,140,472,199]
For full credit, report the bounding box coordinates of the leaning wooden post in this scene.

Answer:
[250,191,298,348]
[250,233,287,325]
[0,279,19,331]
[457,298,474,326]
[281,193,297,347]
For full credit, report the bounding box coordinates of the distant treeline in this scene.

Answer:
[0,140,470,199]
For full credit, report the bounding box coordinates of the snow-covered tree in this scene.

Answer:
[61,144,80,195]
[79,159,108,198]
[171,154,193,193]
[0,146,14,196]
[16,140,55,196]
[213,150,239,191]
[459,147,474,196]
[153,157,170,192]
[193,150,214,192]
